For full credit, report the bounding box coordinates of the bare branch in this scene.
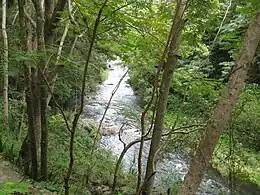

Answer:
[118,122,127,148]
[56,23,69,63]
[67,0,78,26]
[64,1,109,194]
[112,124,203,193]
[91,69,129,155]
[24,11,36,29]
[12,11,19,26]
[100,1,136,23]
[86,68,129,185]
[210,0,232,51]
[124,21,165,46]
[39,68,72,133]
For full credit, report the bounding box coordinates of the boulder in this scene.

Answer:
[100,124,118,136]
[78,118,98,133]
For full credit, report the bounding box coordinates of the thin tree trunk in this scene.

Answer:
[69,36,78,55]
[136,12,178,193]
[25,67,38,180]
[178,12,260,195]
[64,1,108,194]
[40,75,48,181]
[32,69,42,150]
[141,1,187,194]
[44,0,54,20]
[46,21,70,105]
[2,0,9,130]
[18,89,26,141]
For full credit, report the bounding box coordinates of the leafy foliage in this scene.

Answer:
[1,0,260,193]
[0,181,30,194]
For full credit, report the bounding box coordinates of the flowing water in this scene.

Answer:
[83,63,259,195]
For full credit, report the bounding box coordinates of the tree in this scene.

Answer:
[18,0,38,179]
[2,0,8,130]
[178,11,260,195]
[63,1,109,194]
[141,1,188,194]
[17,0,67,180]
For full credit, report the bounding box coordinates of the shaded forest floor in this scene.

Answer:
[0,155,20,183]
[0,155,57,194]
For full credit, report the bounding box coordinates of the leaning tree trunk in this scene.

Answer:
[2,0,9,130]
[178,12,260,195]
[141,1,187,194]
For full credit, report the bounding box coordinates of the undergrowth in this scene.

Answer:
[0,106,136,194]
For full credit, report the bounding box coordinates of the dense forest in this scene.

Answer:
[0,0,260,194]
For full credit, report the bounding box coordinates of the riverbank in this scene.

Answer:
[1,64,259,194]
[0,113,137,194]
[126,65,260,193]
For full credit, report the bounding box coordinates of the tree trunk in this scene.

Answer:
[2,0,9,130]
[32,0,49,181]
[178,12,260,195]
[18,0,38,179]
[25,67,38,180]
[32,69,41,150]
[40,76,48,181]
[46,22,70,105]
[141,1,187,194]
[18,89,26,141]
[64,1,108,194]
[18,0,67,181]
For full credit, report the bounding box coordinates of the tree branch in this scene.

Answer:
[24,11,36,29]
[39,68,71,133]
[86,69,129,184]
[112,123,203,193]
[100,1,136,22]
[64,1,109,194]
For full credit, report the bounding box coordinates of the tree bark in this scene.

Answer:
[32,69,42,150]
[178,12,260,195]
[44,0,54,20]
[18,0,38,180]
[31,0,49,181]
[17,0,67,181]
[40,72,48,181]
[2,0,9,130]
[44,0,66,43]
[141,1,187,194]
[25,67,38,180]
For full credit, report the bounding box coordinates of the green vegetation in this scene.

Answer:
[1,0,260,194]
[0,111,136,194]
[0,181,30,194]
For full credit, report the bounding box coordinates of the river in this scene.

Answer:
[83,63,260,195]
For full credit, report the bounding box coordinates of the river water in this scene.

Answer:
[83,64,259,195]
